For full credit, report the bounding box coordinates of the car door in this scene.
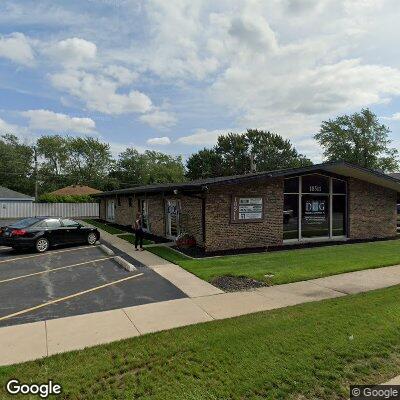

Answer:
[44,218,64,245]
[60,219,85,243]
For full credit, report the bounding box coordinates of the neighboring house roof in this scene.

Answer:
[49,185,102,196]
[389,173,400,181]
[0,186,35,201]
[95,161,400,197]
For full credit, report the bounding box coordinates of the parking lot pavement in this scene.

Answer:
[0,244,186,328]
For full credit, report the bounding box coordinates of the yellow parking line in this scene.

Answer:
[0,257,114,284]
[0,245,98,265]
[0,273,144,322]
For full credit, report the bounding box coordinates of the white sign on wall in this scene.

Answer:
[232,197,264,222]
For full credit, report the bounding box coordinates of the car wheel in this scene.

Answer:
[35,237,50,253]
[87,232,97,245]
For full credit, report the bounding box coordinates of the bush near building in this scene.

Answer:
[38,194,97,203]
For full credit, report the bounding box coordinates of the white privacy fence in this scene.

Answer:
[0,202,99,219]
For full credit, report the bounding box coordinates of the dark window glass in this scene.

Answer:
[284,177,299,193]
[10,218,41,228]
[332,178,347,194]
[117,197,121,206]
[302,174,329,194]
[332,195,346,236]
[62,219,79,227]
[128,197,133,207]
[283,194,299,240]
[45,219,62,228]
[301,195,329,237]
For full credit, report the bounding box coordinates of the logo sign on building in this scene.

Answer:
[232,197,264,222]
[304,199,326,225]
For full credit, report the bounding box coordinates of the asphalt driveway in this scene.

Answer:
[0,244,186,327]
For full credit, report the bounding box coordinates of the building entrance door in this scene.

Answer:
[165,199,180,238]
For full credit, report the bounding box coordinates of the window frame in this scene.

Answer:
[283,173,347,241]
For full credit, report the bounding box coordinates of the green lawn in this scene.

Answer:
[147,239,400,285]
[117,233,154,246]
[2,286,400,399]
[84,219,126,235]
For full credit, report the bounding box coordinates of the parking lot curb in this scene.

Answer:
[98,244,115,256]
[113,256,137,272]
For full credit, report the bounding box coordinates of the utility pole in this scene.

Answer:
[33,146,38,201]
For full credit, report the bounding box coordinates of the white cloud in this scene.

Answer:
[146,136,171,145]
[177,128,232,146]
[44,37,97,66]
[0,32,34,66]
[0,117,23,135]
[104,65,138,85]
[139,110,177,129]
[385,112,400,121]
[50,69,152,115]
[21,109,96,133]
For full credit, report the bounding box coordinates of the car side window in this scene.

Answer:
[45,219,62,228]
[62,219,80,227]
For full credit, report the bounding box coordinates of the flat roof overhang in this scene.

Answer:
[95,161,400,197]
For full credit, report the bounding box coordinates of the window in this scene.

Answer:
[9,218,41,229]
[117,197,121,206]
[231,197,264,223]
[45,219,62,228]
[284,177,299,193]
[301,174,329,193]
[61,219,79,227]
[283,174,347,240]
[128,197,133,207]
[283,194,299,240]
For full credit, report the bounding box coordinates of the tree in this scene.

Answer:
[246,129,313,171]
[186,129,312,180]
[112,148,186,187]
[36,135,70,193]
[315,108,399,172]
[185,149,223,180]
[65,137,114,188]
[0,134,34,195]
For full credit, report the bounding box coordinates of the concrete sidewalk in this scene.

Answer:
[2,222,400,366]
[3,262,400,365]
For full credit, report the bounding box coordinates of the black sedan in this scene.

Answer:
[0,217,100,253]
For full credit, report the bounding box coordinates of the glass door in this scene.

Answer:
[301,195,330,238]
[139,199,149,232]
[166,199,180,238]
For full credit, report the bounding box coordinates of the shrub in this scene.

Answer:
[38,194,97,203]
[175,233,196,248]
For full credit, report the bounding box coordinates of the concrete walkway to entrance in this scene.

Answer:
[2,225,400,366]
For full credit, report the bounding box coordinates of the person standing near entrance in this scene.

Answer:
[133,212,144,251]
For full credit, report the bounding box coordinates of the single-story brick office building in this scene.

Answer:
[96,161,400,253]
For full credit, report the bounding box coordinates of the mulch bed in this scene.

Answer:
[211,276,267,292]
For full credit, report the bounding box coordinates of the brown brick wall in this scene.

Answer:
[348,178,397,239]
[146,196,165,236]
[178,195,204,245]
[204,177,283,252]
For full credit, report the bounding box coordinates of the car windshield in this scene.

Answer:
[9,218,42,229]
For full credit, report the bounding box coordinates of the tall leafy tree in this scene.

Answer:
[315,108,399,172]
[36,135,70,192]
[186,149,223,180]
[246,129,312,171]
[0,134,34,195]
[112,148,186,187]
[186,129,312,180]
[65,137,114,189]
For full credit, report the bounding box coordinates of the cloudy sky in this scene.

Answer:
[0,0,399,162]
